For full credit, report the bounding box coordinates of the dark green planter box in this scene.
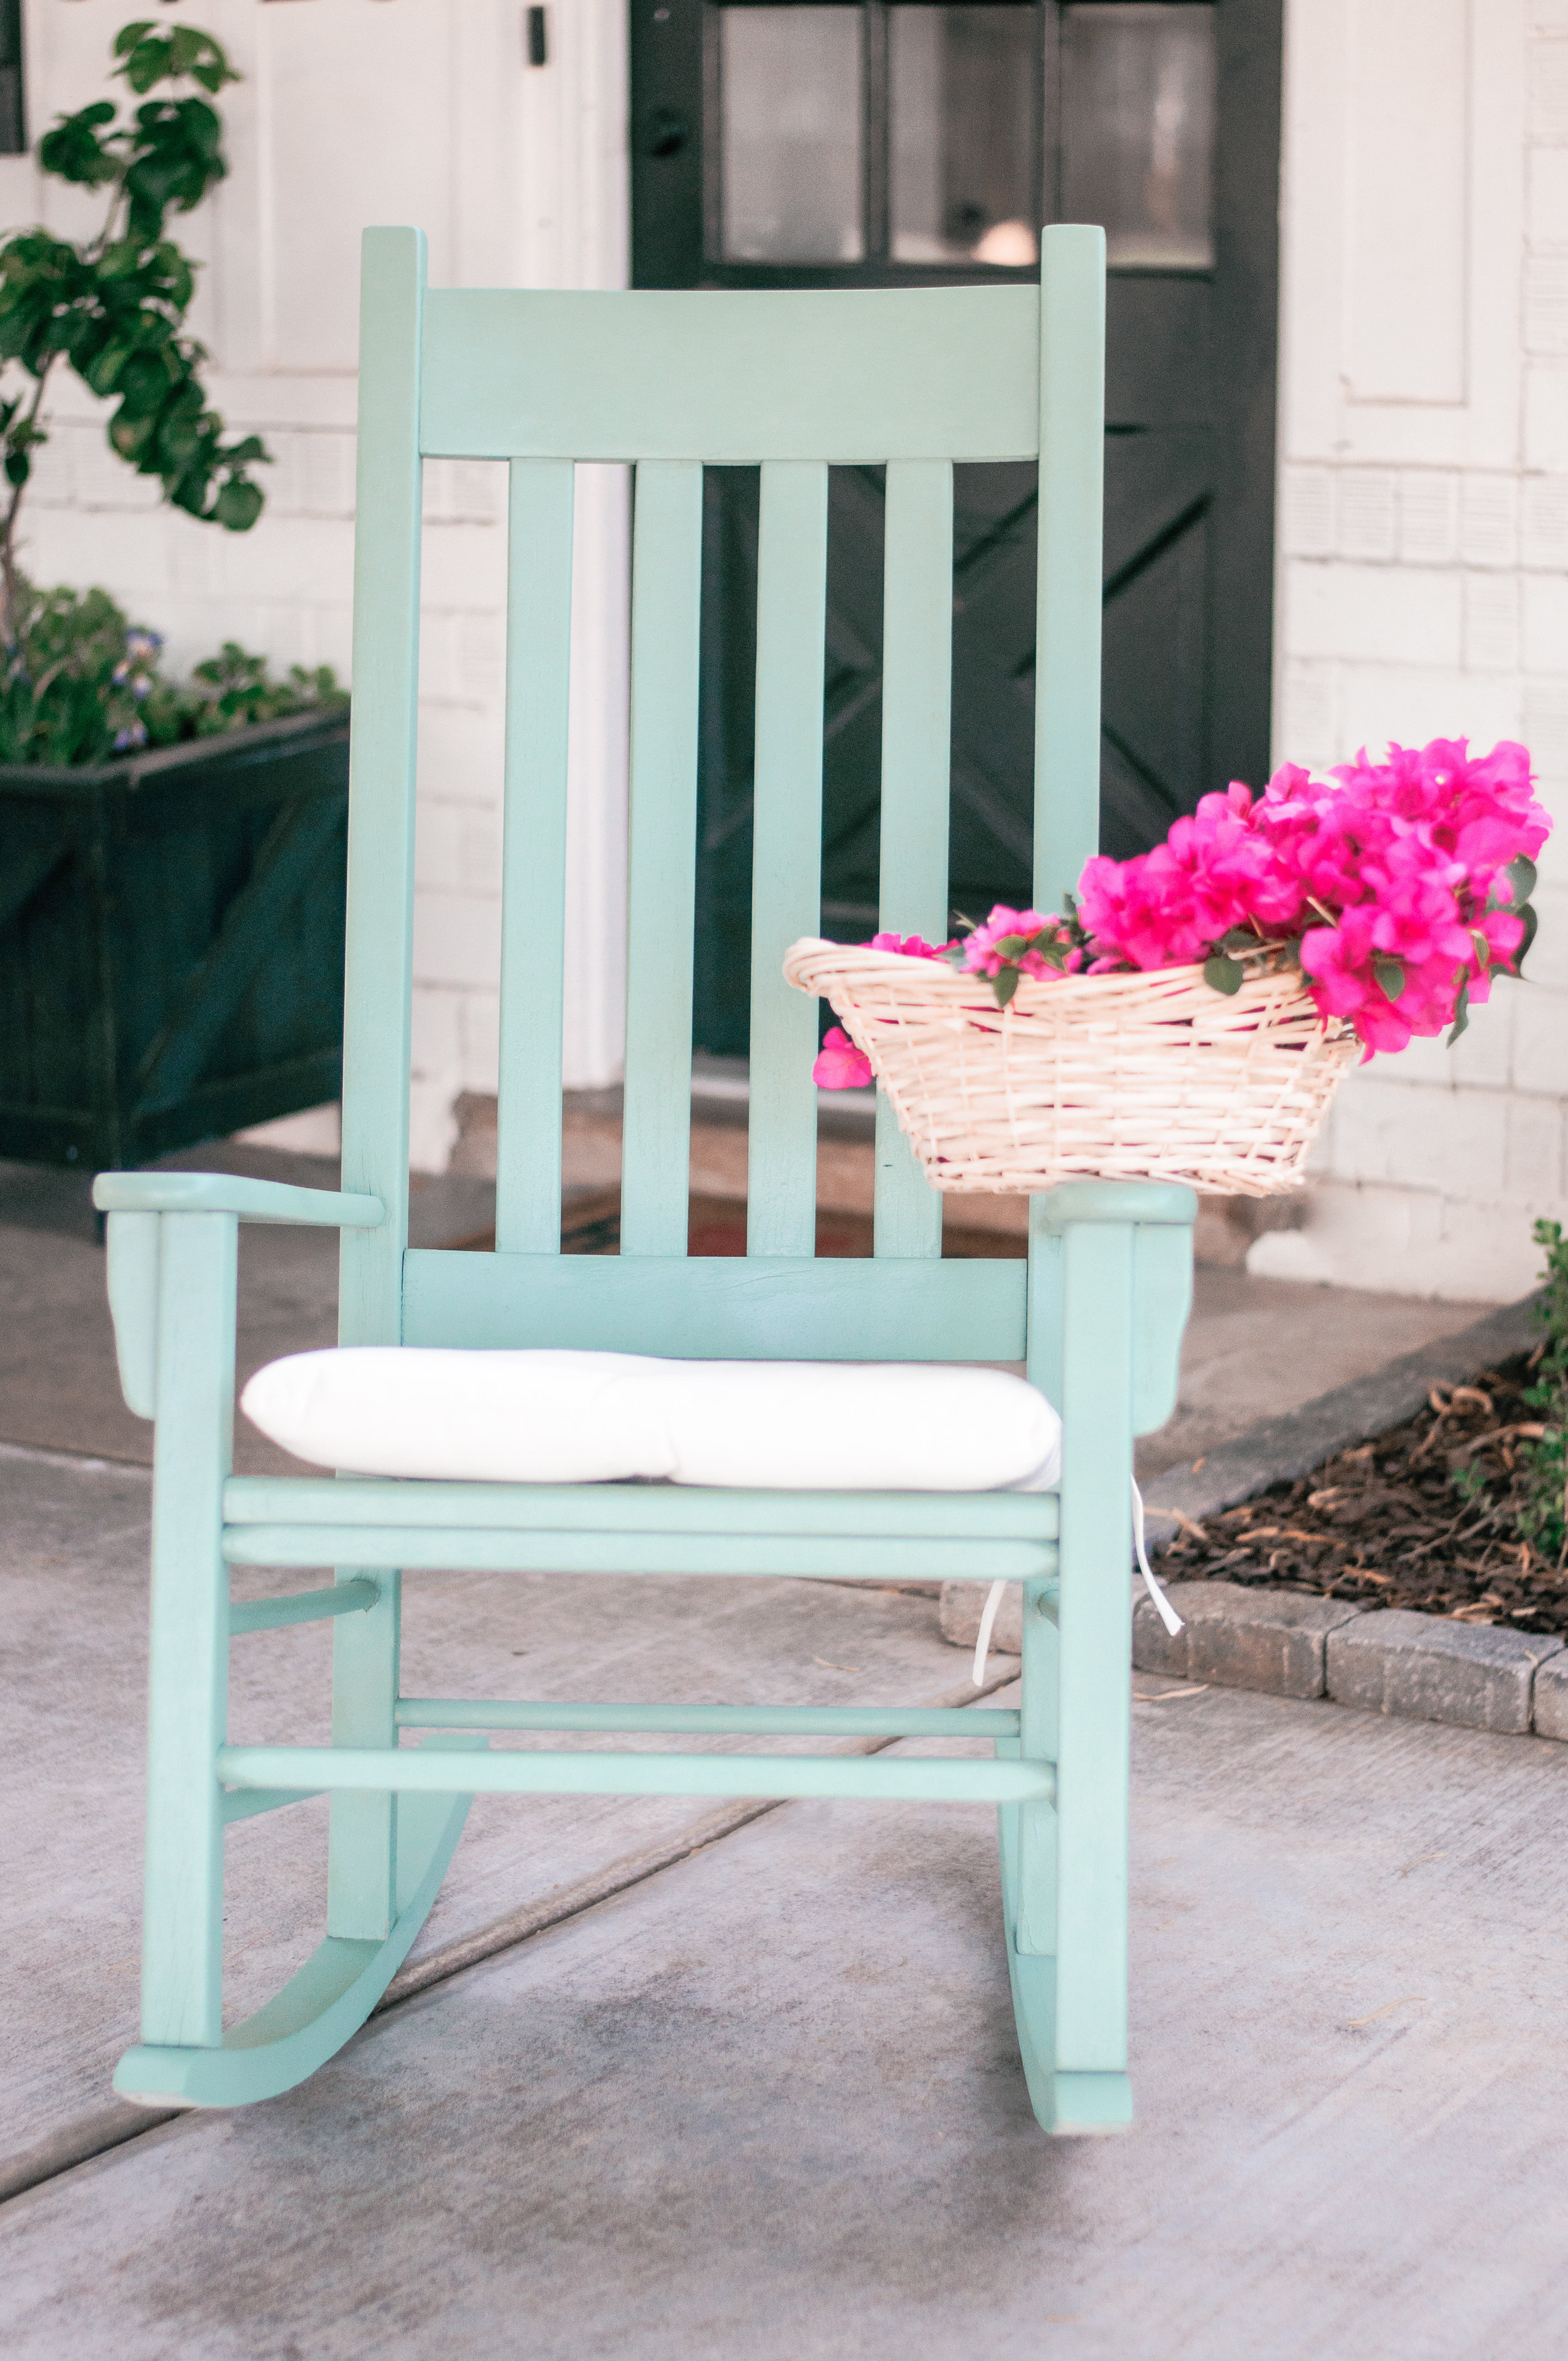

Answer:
[0,708,350,1171]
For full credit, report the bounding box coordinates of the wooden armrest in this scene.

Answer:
[92,1171,385,1228]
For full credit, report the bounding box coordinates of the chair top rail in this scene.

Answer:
[420,285,1041,465]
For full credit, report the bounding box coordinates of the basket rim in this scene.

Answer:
[783,934,1343,1026]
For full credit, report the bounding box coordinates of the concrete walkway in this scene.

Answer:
[4,1675,1565,2358]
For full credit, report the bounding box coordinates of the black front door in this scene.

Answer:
[631,1,1283,1055]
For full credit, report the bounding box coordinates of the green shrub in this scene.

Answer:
[0,574,342,767]
[1517,1217,1568,1564]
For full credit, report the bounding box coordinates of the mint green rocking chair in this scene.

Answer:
[93,224,1195,2133]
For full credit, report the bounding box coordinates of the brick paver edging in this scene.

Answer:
[1131,1584,1567,1737]
[942,1289,1568,1743]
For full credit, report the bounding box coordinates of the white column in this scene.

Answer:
[519,0,632,1092]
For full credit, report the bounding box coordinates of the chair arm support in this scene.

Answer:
[95,1175,383,1419]
[1030,1180,1197,1438]
[92,1171,385,1228]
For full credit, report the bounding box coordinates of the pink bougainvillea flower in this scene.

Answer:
[867,930,948,960]
[959,907,1050,974]
[958,905,1085,985]
[1073,735,1552,1051]
[812,1025,872,1090]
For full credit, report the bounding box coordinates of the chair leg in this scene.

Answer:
[1053,1216,1135,2131]
[138,1212,237,2059]
[1007,1202,1138,2134]
[328,1568,402,1939]
[998,1578,1061,2121]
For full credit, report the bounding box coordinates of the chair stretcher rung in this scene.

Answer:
[395,1698,1023,1739]
[221,1786,325,1824]
[222,1476,1059,1542]
[216,1743,1056,1808]
[228,1579,379,1635]
[221,1527,1057,1580]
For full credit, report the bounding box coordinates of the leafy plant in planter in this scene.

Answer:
[0,19,354,1170]
[0,573,342,767]
[0,16,268,648]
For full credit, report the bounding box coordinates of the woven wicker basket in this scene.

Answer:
[784,937,1360,1197]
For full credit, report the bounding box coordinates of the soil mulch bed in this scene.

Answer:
[1155,1350,1568,1637]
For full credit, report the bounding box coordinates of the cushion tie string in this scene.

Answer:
[971,1479,1184,1686]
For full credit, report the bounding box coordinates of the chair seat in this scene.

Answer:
[240,1345,1062,1493]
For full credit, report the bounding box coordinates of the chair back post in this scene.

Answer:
[339,226,427,1347]
[1032,223,1106,920]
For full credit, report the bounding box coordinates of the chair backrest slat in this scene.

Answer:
[495,459,575,1253]
[872,458,953,1260]
[620,459,705,1256]
[1033,234,1104,916]
[746,460,829,1258]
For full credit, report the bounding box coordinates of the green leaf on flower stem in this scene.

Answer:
[1203,952,1244,995]
[1220,926,1255,952]
[993,934,1027,958]
[1374,956,1406,1002]
[992,965,1020,1008]
[1505,853,1538,908]
[1516,900,1539,974]
[1447,976,1470,1046]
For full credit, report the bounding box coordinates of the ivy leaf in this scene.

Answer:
[1516,901,1539,974]
[1203,952,1244,995]
[214,475,264,532]
[109,408,157,462]
[1374,956,1406,1002]
[113,28,238,99]
[1505,853,1539,908]
[38,104,122,190]
[992,965,1020,1009]
[1220,926,1255,952]
[1446,976,1470,1046]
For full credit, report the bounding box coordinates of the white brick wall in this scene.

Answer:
[1263,0,1568,1300]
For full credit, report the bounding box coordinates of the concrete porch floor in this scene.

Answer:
[3,1142,1560,2353]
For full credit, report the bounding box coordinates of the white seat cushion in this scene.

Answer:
[240,1347,1062,1494]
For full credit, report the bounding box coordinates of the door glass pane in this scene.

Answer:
[1061,3,1216,270]
[717,6,864,264]
[890,7,1039,266]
